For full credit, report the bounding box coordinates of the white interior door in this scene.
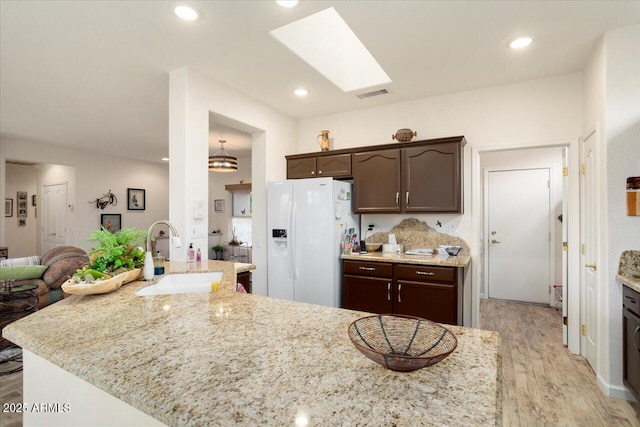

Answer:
[487,168,551,303]
[42,182,68,253]
[580,130,598,369]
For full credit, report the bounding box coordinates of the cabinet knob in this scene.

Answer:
[311,170,315,175]
[318,170,322,175]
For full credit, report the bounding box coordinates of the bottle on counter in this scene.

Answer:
[196,248,202,263]
[188,243,195,263]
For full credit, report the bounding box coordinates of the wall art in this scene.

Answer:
[101,214,121,233]
[127,188,145,211]
[17,191,27,219]
[4,198,13,217]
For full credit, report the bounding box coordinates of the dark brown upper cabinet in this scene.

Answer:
[286,153,351,179]
[286,136,465,213]
[353,149,402,213]
[402,141,462,213]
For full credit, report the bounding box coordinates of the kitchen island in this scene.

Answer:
[4,260,501,426]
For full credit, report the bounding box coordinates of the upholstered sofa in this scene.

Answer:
[1,246,88,351]
[0,246,89,308]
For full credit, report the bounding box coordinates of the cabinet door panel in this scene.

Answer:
[317,154,352,178]
[395,281,457,325]
[354,149,401,213]
[403,142,461,212]
[287,157,316,179]
[342,275,393,314]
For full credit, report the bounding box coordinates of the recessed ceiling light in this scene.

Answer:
[161,157,170,162]
[174,5,199,21]
[277,0,299,7]
[271,7,391,92]
[294,88,309,97]
[509,37,532,49]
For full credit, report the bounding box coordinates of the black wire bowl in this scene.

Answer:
[348,314,458,372]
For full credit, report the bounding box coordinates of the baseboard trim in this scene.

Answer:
[597,374,639,402]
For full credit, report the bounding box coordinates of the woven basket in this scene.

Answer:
[61,268,142,295]
[348,314,457,372]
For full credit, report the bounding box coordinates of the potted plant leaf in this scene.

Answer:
[212,244,225,260]
[62,227,147,295]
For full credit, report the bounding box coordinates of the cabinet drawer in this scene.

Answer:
[623,285,640,314]
[396,264,456,283]
[343,260,393,278]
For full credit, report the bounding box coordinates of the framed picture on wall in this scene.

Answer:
[17,191,27,218]
[4,198,13,217]
[127,188,145,211]
[101,214,121,233]
[214,199,224,212]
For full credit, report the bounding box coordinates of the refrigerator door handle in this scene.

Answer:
[287,201,294,280]
[291,201,298,281]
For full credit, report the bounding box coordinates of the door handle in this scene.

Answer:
[491,239,500,244]
[406,192,409,205]
[585,263,597,270]
[387,283,391,301]
[396,192,399,206]
[398,284,402,303]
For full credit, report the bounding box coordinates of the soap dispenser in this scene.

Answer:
[188,243,195,263]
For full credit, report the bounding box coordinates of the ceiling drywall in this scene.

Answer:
[1,1,638,162]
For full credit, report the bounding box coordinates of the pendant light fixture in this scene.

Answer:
[209,140,238,172]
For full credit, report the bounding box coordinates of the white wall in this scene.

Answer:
[4,163,38,257]
[0,136,169,254]
[169,68,298,296]
[603,24,640,399]
[299,73,583,326]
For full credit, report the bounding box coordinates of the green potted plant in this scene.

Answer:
[212,244,225,260]
[72,227,146,283]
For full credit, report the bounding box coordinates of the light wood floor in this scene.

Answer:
[481,298,640,426]
[1,300,639,426]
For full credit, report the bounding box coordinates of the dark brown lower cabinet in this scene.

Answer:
[237,271,252,294]
[342,260,463,325]
[623,285,640,400]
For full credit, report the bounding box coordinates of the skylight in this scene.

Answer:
[270,7,391,92]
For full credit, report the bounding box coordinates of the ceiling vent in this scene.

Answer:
[356,89,389,99]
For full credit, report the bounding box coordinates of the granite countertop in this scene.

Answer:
[616,250,640,294]
[342,251,471,267]
[4,260,499,426]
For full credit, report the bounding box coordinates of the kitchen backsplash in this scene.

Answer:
[365,218,469,255]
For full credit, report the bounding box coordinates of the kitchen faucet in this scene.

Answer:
[144,220,182,280]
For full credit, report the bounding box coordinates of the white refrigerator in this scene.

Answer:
[267,178,359,308]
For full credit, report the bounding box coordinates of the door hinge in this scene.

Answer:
[549,285,552,294]
[549,232,551,242]
[581,324,586,336]
[580,164,586,175]
[548,180,550,188]
[563,316,568,326]
[562,167,568,177]
[581,244,586,255]
[562,241,568,251]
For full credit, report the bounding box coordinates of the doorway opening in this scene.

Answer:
[479,145,571,346]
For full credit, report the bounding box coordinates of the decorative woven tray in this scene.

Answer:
[61,268,142,295]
